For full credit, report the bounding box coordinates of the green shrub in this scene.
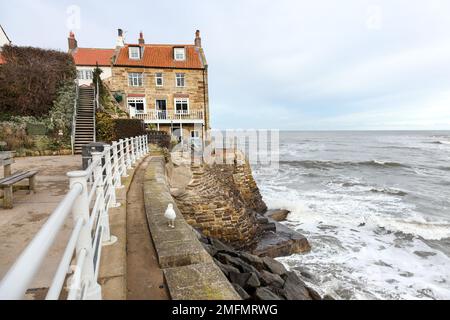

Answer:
[0,45,76,117]
[50,80,76,141]
[96,112,115,143]
[113,119,145,140]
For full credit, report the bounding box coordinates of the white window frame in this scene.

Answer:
[129,46,141,60]
[77,69,93,80]
[174,98,189,115]
[175,73,185,87]
[174,48,186,61]
[155,73,164,87]
[128,72,143,87]
[127,97,146,114]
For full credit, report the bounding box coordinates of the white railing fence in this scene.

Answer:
[0,135,149,300]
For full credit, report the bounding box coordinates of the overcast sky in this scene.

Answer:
[2,0,450,130]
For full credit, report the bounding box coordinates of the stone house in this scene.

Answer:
[68,29,210,143]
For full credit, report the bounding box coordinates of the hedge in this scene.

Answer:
[0,45,76,118]
[95,113,145,143]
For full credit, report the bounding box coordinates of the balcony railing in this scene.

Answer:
[133,110,204,122]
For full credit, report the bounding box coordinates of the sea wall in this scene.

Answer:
[170,151,266,249]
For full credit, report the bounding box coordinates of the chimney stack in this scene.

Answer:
[116,28,125,47]
[68,31,78,52]
[195,30,202,47]
[139,31,145,45]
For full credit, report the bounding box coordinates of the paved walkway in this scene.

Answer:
[126,156,169,300]
[0,155,81,298]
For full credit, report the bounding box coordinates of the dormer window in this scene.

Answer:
[174,47,186,61]
[129,46,141,60]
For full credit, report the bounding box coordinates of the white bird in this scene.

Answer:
[164,203,176,228]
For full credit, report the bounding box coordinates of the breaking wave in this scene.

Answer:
[279,160,409,170]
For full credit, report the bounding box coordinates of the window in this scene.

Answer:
[129,46,141,60]
[128,98,145,114]
[128,73,143,87]
[77,70,93,80]
[174,48,186,61]
[176,73,185,87]
[155,73,163,87]
[191,130,200,138]
[175,98,189,114]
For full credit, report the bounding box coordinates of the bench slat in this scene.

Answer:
[0,171,36,186]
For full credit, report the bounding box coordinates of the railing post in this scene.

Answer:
[112,142,124,188]
[125,138,132,169]
[67,171,102,300]
[138,136,143,158]
[104,146,120,208]
[130,137,136,165]
[119,139,128,177]
[92,152,117,246]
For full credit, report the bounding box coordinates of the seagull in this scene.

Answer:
[164,203,176,229]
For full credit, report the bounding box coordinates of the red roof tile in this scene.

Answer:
[114,44,204,69]
[71,48,115,67]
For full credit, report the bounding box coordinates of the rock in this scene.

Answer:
[232,284,251,300]
[214,258,240,277]
[259,222,277,233]
[259,270,285,288]
[294,266,316,281]
[307,287,322,300]
[203,244,218,257]
[239,252,265,271]
[252,222,311,258]
[216,253,244,269]
[266,209,290,222]
[281,272,312,300]
[229,272,260,290]
[323,294,335,300]
[262,257,287,276]
[254,287,283,300]
[211,239,237,255]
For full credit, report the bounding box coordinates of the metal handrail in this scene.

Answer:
[0,135,149,300]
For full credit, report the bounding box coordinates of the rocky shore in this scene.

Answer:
[198,234,323,300]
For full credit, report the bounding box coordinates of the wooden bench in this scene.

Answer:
[0,152,38,209]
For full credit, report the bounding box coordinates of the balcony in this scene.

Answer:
[133,110,204,124]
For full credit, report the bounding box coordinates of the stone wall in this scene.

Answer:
[172,151,268,249]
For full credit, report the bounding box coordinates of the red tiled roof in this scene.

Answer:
[71,48,115,67]
[0,53,4,64]
[114,44,204,69]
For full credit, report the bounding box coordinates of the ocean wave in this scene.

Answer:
[370,188,408,197]
[429,141,450,145]
[371,217,450,241]
[438,166,450,172]
[279,159,409,170]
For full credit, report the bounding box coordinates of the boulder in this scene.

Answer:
[266,209,290,222]
[216,253,245,269]
[281,272,312,300]
[203,244,218,257]
[259,270,285,288]
[254,287,283,301]
[229,272,260,290]
[239,252,265,271]
[307,287,322,300]
[232,284,251,300]
[252,222,311,258]
[214,258,240,277]
[262,257,287,276]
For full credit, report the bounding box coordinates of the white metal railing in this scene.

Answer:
[0,135,149,300]
[134,110,204,122]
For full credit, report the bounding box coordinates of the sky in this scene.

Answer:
[1,0,450,130]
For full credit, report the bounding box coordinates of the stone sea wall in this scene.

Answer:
[172,154,267,249]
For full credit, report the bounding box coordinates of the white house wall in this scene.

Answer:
[77,66,112,86]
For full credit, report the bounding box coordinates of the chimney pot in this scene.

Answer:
[195,30,202,47]
[139,31,145,45]
[118,29,123,37]
[68,31,78,51]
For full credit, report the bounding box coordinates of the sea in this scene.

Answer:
[252,131,450,300]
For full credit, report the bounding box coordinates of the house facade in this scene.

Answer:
[69,29,210,142]
[109,30,209,142]
[68,32,114,86]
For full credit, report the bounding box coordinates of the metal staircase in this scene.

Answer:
[73,86,96,154]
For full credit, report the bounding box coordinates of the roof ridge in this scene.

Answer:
[77,47,115,51]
